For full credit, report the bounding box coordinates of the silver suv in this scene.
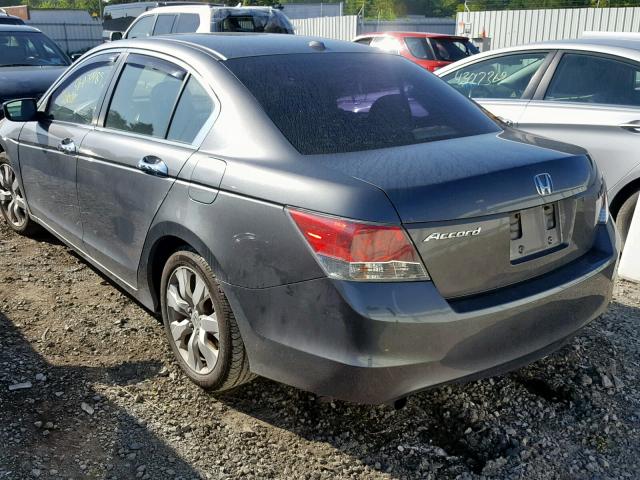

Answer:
[123,4,294,39]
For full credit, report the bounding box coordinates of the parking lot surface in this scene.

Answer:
[1,221,639,479]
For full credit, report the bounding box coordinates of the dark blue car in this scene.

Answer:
[0,25,70,117]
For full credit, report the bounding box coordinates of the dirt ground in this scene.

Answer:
[0,220,639,480]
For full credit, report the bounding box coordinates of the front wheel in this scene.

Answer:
[160,250,255,391]
[0,152,39,236]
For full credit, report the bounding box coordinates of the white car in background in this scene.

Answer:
[123,4,294,39]
[436,35,640,244]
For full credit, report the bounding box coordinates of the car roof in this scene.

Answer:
[99,33,372,60]
[519,37,640,52]
[0,24,40,33]
[436,36,640,75]
[355,31,469,40]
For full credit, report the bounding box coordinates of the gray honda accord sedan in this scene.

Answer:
[0,34,619,404]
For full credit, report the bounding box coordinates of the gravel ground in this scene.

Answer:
[0,221,639,480]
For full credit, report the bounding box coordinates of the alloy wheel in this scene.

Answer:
[166,266,220,375]
[0,163,28,229]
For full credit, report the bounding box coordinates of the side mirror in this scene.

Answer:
[2,98,39,122]
[70,53,82,62]
[109,31,123,41]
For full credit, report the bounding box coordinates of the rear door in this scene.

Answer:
[77,52,215,286]
[153,14,178,35]
[518,51,640,192]
[18,53,119,243]
[439,50,555,126]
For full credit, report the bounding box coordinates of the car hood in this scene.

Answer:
[311,128,594,224]
[0,65,68,102]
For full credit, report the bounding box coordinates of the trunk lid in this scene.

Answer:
[313,131,600,298]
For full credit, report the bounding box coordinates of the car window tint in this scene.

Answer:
[545,53,640,107]
[442,52,548,100]
[370,36,401,54]
[153,14,176,35]
[0,31,68,66]
[354,37,372,46]
[0,17,23,25]
[211,8,293,34]
[167,76,214,143]
[173,13,199,33]
[226,53,499,155]
[105,58,185,138]
[404,37,434,60]
[127,15,154,38]
[47,59,116,125]
[429,38,478,62]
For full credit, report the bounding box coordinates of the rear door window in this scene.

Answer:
[127,15,155,39]
[429,38,478,62]
[441,52,549,100]
[404,37,434,60]
[153,14,177,35]
[545,53,640,107]
[226,53,499,155]
[173,13,200,33]
[105,55,185,138]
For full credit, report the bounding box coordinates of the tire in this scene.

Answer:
[160,250,255,391]
[615,191,639,250]
[0,152,40,236]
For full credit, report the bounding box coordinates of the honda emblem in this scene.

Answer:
[534,173,553,196]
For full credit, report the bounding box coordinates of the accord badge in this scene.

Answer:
[424,227,482,242]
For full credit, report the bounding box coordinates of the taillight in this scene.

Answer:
[288,208,429,281]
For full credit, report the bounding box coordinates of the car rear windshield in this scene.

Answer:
[225,53,499,155]
[0,31,69,67]
[429,38,478,62]
[211,8,293,34]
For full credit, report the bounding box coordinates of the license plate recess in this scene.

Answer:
[510,203,561,262]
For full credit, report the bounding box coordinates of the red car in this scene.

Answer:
[353,31,479,72]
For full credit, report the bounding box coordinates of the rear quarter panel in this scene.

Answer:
[140,177,325,291]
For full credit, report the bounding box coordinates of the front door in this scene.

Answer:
[18,54,118,243]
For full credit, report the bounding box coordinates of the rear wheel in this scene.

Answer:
[160,250,255,391]
[0,152,39,236]
[615,191,639,249]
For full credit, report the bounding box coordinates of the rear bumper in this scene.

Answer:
[223,220,618,404]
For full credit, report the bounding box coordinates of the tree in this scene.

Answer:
[345,0,398,19]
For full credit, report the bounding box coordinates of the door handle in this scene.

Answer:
[57,138,76,155]
[619,122,640,133]
[137,156,168,177]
